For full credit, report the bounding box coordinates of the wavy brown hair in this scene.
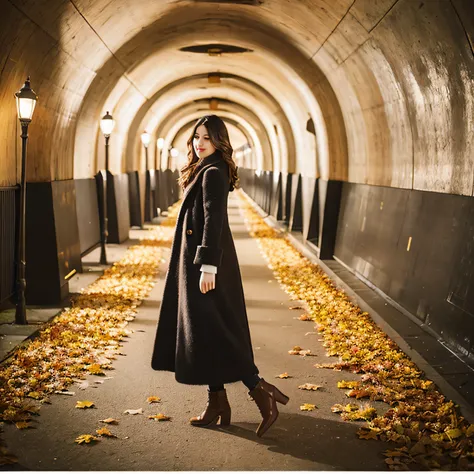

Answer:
[177,115,239,191]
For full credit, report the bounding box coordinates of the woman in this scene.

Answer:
[151,114,289,437]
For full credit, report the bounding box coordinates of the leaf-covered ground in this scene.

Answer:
[0,202,180,465]
[236,190,474,471]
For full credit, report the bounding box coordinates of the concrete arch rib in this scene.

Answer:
[83,46,314,178]
[125,74,295,175]
[155,107,265,171]
[128,82,278,173]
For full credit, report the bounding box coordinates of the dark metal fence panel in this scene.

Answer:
[0,187,16,307]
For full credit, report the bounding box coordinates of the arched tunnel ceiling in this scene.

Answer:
[123,73,295,175]
[159,111,259,171]
[155,105,266,169]
[123,76,291,173]
[77,26,330,180]
[1,0,473,196]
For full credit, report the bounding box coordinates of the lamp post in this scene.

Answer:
[99,111,115,265]
[141,131,152,222]
[156,137,164,170]
[14,77,38,324]
[169,147,179,169]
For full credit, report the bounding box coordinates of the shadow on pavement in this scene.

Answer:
[217,413,387,471]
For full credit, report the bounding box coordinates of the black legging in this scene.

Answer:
[209,373,261,392]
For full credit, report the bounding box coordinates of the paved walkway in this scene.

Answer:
[1,193,392,471]
[1,191,473,471]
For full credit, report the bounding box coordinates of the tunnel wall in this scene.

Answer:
[240,168,474,364]
[334,183,474,363]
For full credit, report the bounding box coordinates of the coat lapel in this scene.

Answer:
[181,156,223,203]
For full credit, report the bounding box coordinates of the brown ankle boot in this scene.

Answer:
[249,378,289,437]
[189,389,231,427]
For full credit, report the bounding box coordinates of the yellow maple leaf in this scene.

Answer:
[300,403,317,411]
[298,314,313,321]
[276,373,290,379]
[88,364,105,375]
[337,380,360,389]
[147,396,161,403]
[96,427,117,438]
[148,413,171,421]
[27,392,41,400]
[445,428,462,440]
[298,383,321,391]
[75,400,95,409]
[465,424,474,437]
[342,406,377,421]
[75,434,98,444]
[15,421,32,430]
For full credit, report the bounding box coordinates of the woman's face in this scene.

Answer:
[193,124,216,159]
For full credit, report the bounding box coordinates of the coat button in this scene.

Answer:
[186,229,193,235]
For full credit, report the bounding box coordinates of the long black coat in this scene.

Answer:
[151,151,259,385]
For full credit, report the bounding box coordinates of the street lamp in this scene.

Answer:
[140,131,151,170]
[14,76,38,325]
[98,111,115,265]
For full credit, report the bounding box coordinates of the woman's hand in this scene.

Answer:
[199,271,215,294]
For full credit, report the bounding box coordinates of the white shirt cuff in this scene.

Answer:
[200,264,217,274]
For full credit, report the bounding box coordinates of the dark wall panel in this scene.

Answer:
[108,173,130,244]
[335,183,474,362]
[0,188,16,307]
[75,178,100,255]
[25,181,82,304]
[289,174,302,232]
[128,171,143,228]
[52,180,82,280]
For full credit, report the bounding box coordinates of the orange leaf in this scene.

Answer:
[147,396,161,404]
[148,413,171,421]
[96,427,117,438]
[15,421,32,430]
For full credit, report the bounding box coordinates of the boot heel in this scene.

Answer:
[274,387,289,405]
[219,410,231,426]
